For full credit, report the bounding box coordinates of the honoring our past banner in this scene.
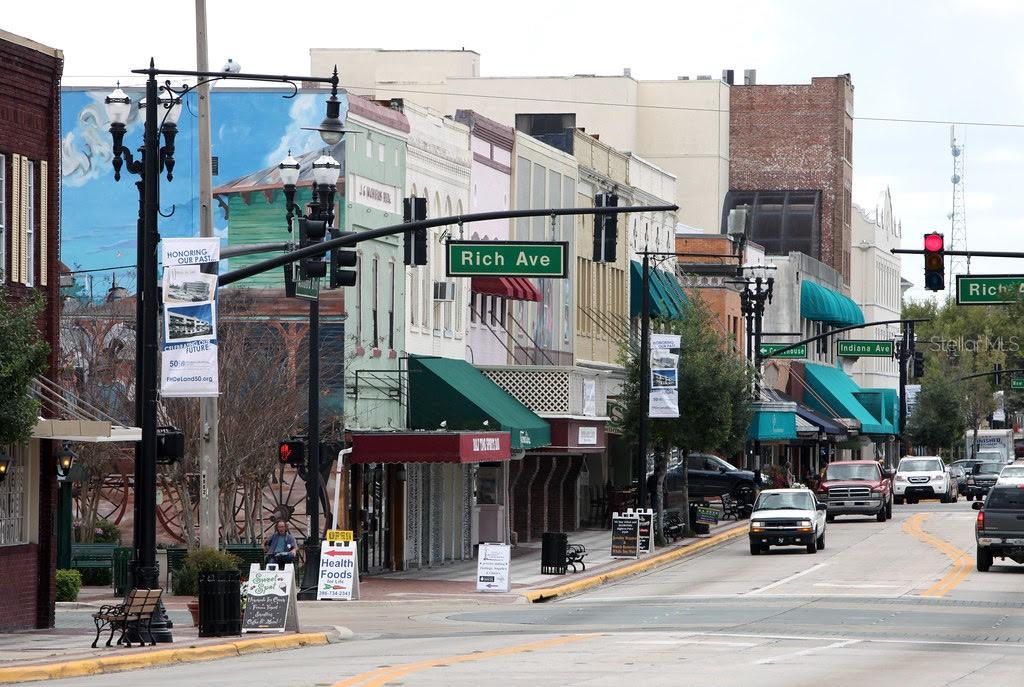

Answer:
[649,333,680,419]
[160,238,220,398]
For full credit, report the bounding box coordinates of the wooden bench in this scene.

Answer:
[91,588,163,648]
[566,544,587,573]
[71,543,118,575]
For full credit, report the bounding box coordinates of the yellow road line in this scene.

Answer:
[331,633,597,687]
[524,522,749,603]
[902,513,974,597]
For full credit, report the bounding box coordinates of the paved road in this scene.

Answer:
[47,501,1024,686]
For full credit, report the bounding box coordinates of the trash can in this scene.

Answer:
[112,547,134,597]
[197,570,242,637]
[540,532,568,574]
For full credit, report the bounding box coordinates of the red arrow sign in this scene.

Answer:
[324,549,353,557]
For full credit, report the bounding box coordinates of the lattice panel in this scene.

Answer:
[483,369,571,414]
[430,465,443,565]
[406,463,421,568]
[462,466,473,558]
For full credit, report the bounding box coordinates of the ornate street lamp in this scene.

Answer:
[56,443,76,479]
[311,152,341,226]
[278,152,301,231]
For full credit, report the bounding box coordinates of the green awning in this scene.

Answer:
[801,280,864,327]
[802,363,886,435]
[748,410,798,441]
[630,260,688,319]
[407,355,550,450]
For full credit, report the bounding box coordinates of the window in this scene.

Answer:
[388,261,395,350]
[365,139,373,158]
[470,294,478,324]
[721,190,821,259]
[371,257,379,346]
[0,154,5,275]
[0,444,28,546]
[355,254,363,342]
[394,149,399,166]
[26,161,35,287]
[378,143,385,163]
[410,264,419,327]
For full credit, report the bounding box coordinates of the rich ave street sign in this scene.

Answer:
[1012,377,1024,390]
[956,275,1024,305]
[759,343,807,359]
[446,240,569,278]
[837,340,894,358]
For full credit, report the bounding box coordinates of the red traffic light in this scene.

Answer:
[924,232,944,252]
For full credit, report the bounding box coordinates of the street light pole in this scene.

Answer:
[637,253,652,509]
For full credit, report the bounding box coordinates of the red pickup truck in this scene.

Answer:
[816,460,894,522]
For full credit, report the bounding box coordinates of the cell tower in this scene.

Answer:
[948,125,967,284]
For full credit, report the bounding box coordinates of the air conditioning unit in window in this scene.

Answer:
[433,281,456,301]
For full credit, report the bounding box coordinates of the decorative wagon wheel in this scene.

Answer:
[155,470,200,544]
[260,464,333,543]
[72,455,134,527]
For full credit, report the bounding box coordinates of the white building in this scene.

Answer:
[849,189,902,390]
[310,49,729,233]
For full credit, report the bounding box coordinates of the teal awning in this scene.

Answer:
[630,260,688,319]
[802,363,887,435]
[748,410,798,441]
[407,355,551,450]
[801,280,864,327]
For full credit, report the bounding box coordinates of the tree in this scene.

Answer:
[908,358,966,457]
[0,288,50,448]
[615,294,753,544]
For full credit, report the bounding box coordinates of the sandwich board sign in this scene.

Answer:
[316,540,360,600]
[242,563,299,633]
[611,512,640,559]
[627,508,654,554]
[476,543,512,593]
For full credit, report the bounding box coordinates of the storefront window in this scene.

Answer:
[0,446,28,546]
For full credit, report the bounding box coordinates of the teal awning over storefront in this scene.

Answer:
[748,410,798,441]
[407,355,550,451]
[800,280,864,327]
[630,260,688,319]
[802,363,887,435]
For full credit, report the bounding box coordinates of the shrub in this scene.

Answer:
[171,548,241,597]
[56,569,82,602]
[93,519,121,544]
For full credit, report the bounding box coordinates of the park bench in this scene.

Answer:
[566,544,587,573]
[719,494,742,521]
[91,588,163,648]
[224,543,263,571]
[71,543,118,575]
[664,511,686,541]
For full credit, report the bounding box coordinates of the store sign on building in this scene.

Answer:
[578,426,598,445]
[351,174,399,215]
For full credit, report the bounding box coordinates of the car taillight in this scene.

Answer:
[977,510,985,530]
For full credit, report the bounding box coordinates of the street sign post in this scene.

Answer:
[446,240,569,278]
[1012,377,1024,390]
[837,340,894,358]
[956,275,1024,305]
[759,343,807,359]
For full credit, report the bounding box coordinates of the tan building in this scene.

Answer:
[674,233,745,356]
[310,49,728,233]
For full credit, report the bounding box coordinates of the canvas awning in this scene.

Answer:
[471,276,542,302]
[801,363,888,435]
[630,260,688,319]
[350,431,511,464]
[800,280,864,327]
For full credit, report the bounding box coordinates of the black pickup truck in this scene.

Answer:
[973,484,1024,572]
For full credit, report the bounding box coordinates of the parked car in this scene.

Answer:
[816,460,893,522]
[965,461,1004,500]
[973,483,1024,571]
[748,488,827,555]
[997,464,1024,484]
[893,456,956,504]
[662,453,764,510]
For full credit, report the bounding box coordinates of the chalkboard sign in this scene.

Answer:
[611,512,640,559]
[242,564,297,633]
[628,508,654,554]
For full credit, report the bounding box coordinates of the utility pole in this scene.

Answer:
[897,321,914,460]
[636,253,652,510]
[195,0,220,549]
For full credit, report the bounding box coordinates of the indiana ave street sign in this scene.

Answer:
[1012,377,1024,390]
[759,343,807,359]
[956,275,1024,305]
[837,340,894,358]
[446,240,568,278]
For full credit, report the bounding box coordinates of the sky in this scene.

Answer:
[8,0,1024,301]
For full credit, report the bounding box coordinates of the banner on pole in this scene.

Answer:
[160,238,220,397]
[649,333,681,418]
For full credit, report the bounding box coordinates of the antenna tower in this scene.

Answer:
[948,125,967,285]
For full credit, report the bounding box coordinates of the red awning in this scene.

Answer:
[471,276,541,302]
[350,431,511,464]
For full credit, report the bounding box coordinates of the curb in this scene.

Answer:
[523,522,748,603]
[0,632,334,684]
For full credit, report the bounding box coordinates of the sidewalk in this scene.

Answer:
[356,517,747,602]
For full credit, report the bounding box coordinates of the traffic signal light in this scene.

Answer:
[593,192,618,263]
[278,438,305,467]
[329,228,357,289]
[297,217,328,280]
[995,363,1004,386]
[403,197,428,266]
[912,351,925,378]
[923,232,945,291]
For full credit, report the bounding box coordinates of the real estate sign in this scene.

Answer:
[446,240,568,278]
[837,340,894,358]
[956,275,1024,305]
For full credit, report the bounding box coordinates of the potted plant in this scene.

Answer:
[172,548,240,626]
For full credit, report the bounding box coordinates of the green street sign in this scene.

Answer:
[759,343,807,359]
[837,340,894,358]
[446,240,568,278]
[1012,377,1024,390]
[956,275,1024,305]
[295,277,320,301]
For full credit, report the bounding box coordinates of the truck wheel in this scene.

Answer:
[806,537,818,554]
[894,496,904,505]
[941,491,951,504]
[749,541,761,556]
[977,548,993,572]
[886,499,893,519]
[826,514,835,523]
[816,531,825,550]
[876,507,887,522]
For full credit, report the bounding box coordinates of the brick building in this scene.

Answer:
[675,233,745,356]
[0,29,64,631]
[726,75,854,285]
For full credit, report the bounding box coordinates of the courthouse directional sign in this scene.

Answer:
[956,275,1024,305]
[446,240,569,278]
[837,340,894,358]
[1012,377,1024,390]
[759,343,807,359]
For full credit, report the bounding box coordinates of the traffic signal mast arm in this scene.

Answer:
[218,204,678,287]
[758,318,931,359]
[892,248,1024,258]
[959,368,1024,381]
